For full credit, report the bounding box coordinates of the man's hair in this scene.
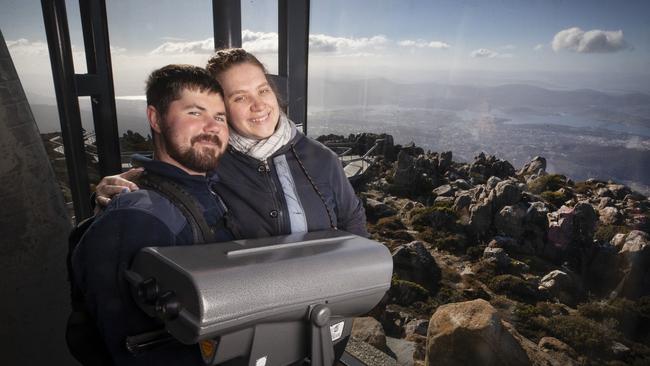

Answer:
[146,64,223,117]
[205,48,268,78]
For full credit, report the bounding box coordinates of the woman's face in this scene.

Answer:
[217,62,280,140]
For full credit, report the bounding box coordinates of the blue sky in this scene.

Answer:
[2,0,649,97]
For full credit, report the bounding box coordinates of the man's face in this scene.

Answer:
[152,89,228,174]
[217,62,280,140]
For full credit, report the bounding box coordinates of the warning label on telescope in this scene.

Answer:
[330,321,345,341]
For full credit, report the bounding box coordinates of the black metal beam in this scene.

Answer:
[213,0,242,49]
[278,0,310,134]
[78,0,121,177]
[41,0,92,221]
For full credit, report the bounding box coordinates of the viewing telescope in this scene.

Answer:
[124,230,393,366]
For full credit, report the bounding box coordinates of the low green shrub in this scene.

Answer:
[487,274,539,304]
[594,224,631,243]
[540,189,571,207]
[528,174,567,194]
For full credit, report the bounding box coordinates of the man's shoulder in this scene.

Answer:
[102,189,187,234]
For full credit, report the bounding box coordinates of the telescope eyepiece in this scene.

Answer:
[137,278,159,304]
[155,291,180,320]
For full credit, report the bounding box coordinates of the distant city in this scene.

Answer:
[31,79,650,195]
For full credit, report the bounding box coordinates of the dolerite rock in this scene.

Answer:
[598,206,621,225]
[547,203,598,258]
[573,202,598,244]
[353,133,396,160]
[483,247,510,269]
[438,151,452,172]
[392,151,438,195]
[494,204,528,239]
[523,202,549,255]
[399,200,425,223]
[469,199,493,235]
[488,236,519,252]
[491,180,522,211]
[404,319,429,338]
[537,337,579,366]
[615,230,650,299]
[453,194,472,211]
[365,198,397,221]
[393,151,417,187]
[469,153,516,182]
[486,176,502,190]
[392,241,441,293]
[518,156,547,176]
[451,179,472,191]
[607,184,632,200]
[538,270,584,307]
[432,184,454,197]
[352,317,390,354]
[425,299,530,366]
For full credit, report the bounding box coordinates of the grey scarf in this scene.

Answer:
[228,114,295,161]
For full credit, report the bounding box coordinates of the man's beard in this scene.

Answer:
[162,130,223,173]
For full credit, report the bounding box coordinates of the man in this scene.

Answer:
[72,64,231,365]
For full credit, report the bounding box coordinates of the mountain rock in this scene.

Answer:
[352,317,390,354]
[538,270,584,307]
[392,241,441,294]
[425,299,531,366]
[614,230,650,299]
[495,204,528,239]
[518,156,547,176]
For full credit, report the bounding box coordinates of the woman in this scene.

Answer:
[96,48,367,239]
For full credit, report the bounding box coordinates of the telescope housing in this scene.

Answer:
[126,230,393,365]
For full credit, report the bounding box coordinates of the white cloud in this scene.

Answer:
[398,39,450,49]
[242,30,279,53]
[309,33,388,53]
[6,39,49,56]
[470,48,513,59]
[534,44,544,51]
[149,38,213,55]
[552,27,630,53]
[471,48,497,58]
[110,46,127,55]
[147,31,390,55]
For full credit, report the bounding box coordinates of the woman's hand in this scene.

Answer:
[95,168,144,207]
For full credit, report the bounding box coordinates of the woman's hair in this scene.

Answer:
[205,48,267,78]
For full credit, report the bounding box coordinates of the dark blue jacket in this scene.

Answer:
[215,130,368,239]
[72,155,232,365]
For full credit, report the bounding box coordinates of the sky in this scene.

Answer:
[2,0,650,100]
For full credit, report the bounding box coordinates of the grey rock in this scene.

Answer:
[518,156,547,176]
[451,179,472,190]
[598,206,620,225]
[432,184,454,197]
[392,241,441,293]
[492,181,522,210]
[486,176,502,189]
[404,319,429,338]
[494,204,527,239]
[352,317,389,353]
[469,199,493,235]
[453,194,472,212]
[539,270,583,306]
[483,247,510,268]
[386,337,416,366]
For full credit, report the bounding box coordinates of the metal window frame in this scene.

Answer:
[212,0,310,132]
[41,0,311,221]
